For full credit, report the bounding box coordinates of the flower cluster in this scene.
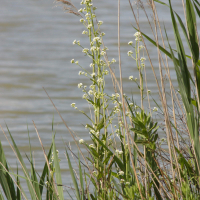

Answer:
[134,31,142,41]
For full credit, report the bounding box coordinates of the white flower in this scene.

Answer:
[82,48,89,53]
[90,63,95,68]
[78,8,83,12]
[79,139,85,144]
[153,107,158,112]
[115,93,120,98]
[89,144,95,148]
[100,50,106,56]
[80,18,85,23]
[104,70,109,75]
[134,32,142,41]
[87,24,92,29]
[111,58,116,63]
[78,83,83,88]
[148,90,151,93]
[139,45,144,49]
[90,46,96,51]
[101,32,105,36]
[97,78,103,83]
[128,41,133,45]
[78,71,82,75]
[71,103,76,107]
[90,84,95,89]
[88,90,93,95]
[91,73,96,77]
[115,108,120,113]
[120,179,125,183]
[98,21,103,25]
[129,103,133,107]
[92,14,96,18]
[118,171,124,176]
[83,94,88,99]
[134,32,141,37]
[127,50,133,56]
[140,57,146,62]
[118,150,123,155]
[82,30,88,34]
[93,37,100,42]
[134,105,138,109]
[135,78,137,81]
[115,149,119,153]
[75,61,79,64]
[125,182,130,186]
[90,129,95,134]
[129,76,133,80]
[71,59,75,63]
[73,40,76,45]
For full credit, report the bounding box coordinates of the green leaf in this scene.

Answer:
[97,116,105,131]
[186,0,199,63]
[130,128,147,139]
[193,0,200,7]
[65,148,81,200]
[91,133,125,171]
[16,164,21,200]
[169,0,191,101]
[39,144,53,195]
[193,1,200,19]
[6,125,38,200]
[52,135,64,200]
[28,129,41,200]
[78,155,84,200]
[0,140,14,200]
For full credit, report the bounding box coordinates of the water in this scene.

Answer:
[0,0,194,197]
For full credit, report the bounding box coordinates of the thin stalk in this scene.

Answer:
[118,0,144,199]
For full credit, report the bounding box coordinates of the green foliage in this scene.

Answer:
[1,0,200,199]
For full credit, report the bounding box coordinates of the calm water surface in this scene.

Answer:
[0,0,193,196]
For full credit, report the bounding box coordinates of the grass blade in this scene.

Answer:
[78,155,84,200]
[5,125,39,200]
[27,129,41,200]
[0,141,14,200]
[186,0,199,63]
[16,164,21,200]
[52,135,64,200]
[65,148,80,200]
[39,144,52,195]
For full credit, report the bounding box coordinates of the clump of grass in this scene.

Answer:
[1,0,200,199]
